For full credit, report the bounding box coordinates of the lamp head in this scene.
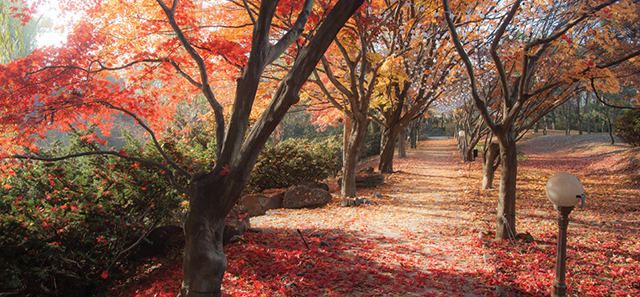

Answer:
[546,172,584,207]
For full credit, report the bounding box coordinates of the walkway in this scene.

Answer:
[251,137,490,296]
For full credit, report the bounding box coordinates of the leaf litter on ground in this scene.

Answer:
[103,133,640,297]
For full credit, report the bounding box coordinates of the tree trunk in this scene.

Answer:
[341,116,369,197]
[565,111,570,135]
[358,120,370,160]
[179,175,241,297]
[482,143,500,189]
[410,122,418,149]
[343,116,352,165]
[378,126,400,173]
[398,128,407,158]
[577,95,583,135]
[179,208,226,297]
[495,129,517,240]
[608,117,615,144]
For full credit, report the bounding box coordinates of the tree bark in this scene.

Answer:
[398,128,407,158]
[495,129,517,240]
[577,95,583,135]
[608,117,615,144]
[341,117,369,197]
[409,122,418,149]
[565,110,571,135]
[482,143,500,189]
[378,125,401,173]
[179,180,228,297]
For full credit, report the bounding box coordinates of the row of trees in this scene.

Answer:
[2,0,639,295]
[446,0,640,239]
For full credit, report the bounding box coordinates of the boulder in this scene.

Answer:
[223,205,251,245]
[240,193,283,217]
[359,166,375,174]
[300,181,330,192]
[355,174,385,188]
[337,173,385,189]
[262,192,283,210]
[240,194,267,217]
[283,185,332,209]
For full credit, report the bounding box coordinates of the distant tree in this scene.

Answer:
[0,0,49,63]
[444,0,640,239]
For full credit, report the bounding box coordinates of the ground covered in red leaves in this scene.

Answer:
[104,132,640,296]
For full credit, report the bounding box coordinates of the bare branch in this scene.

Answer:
[96,100,192,179]
[442,0,498,134]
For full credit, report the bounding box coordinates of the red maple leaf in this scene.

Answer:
[221,165,231,176]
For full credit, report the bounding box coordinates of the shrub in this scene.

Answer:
[249,137,341,192]
[615,109,640,147]
[0,132,185,296]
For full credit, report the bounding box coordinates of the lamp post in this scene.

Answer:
[545,173,585,297]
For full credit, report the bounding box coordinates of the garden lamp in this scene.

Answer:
[545,172,585,297]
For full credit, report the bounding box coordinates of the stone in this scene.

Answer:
[359,166,375,174]
[283,185,332,209]
[337,173,385,189]
[261,192,283,211]
[240,194,267,217]
[239,193,284,217]
[223,205,251,246]
[340,197,377,207]
[300,181,330,192]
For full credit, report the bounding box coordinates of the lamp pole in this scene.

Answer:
[552,206,574,297]
[545,172,585,297]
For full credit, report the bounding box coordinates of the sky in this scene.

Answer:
[32,0,66,47]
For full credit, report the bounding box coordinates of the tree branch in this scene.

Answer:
[442,0,498,134]
[96,100,192,179]
[10,151,188,194]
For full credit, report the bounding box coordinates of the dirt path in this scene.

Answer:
[109,133,639,296]
[251,137,490,296]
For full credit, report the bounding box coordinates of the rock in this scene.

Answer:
[240,194,267,217]
[337,173,385,189]
[283,185,332,209]
[341,197,355,207]
[340,197,377,207]
[223,205,251,246]
[261,192,283,211]
[300,181,330,192]
[359,166,375,174]
[240,193,284,217]
[356,174,385,188]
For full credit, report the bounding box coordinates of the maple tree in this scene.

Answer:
[0,0,366,295]
[369,0,461,173]
[305,0,390,197]
[444,0,640,240]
